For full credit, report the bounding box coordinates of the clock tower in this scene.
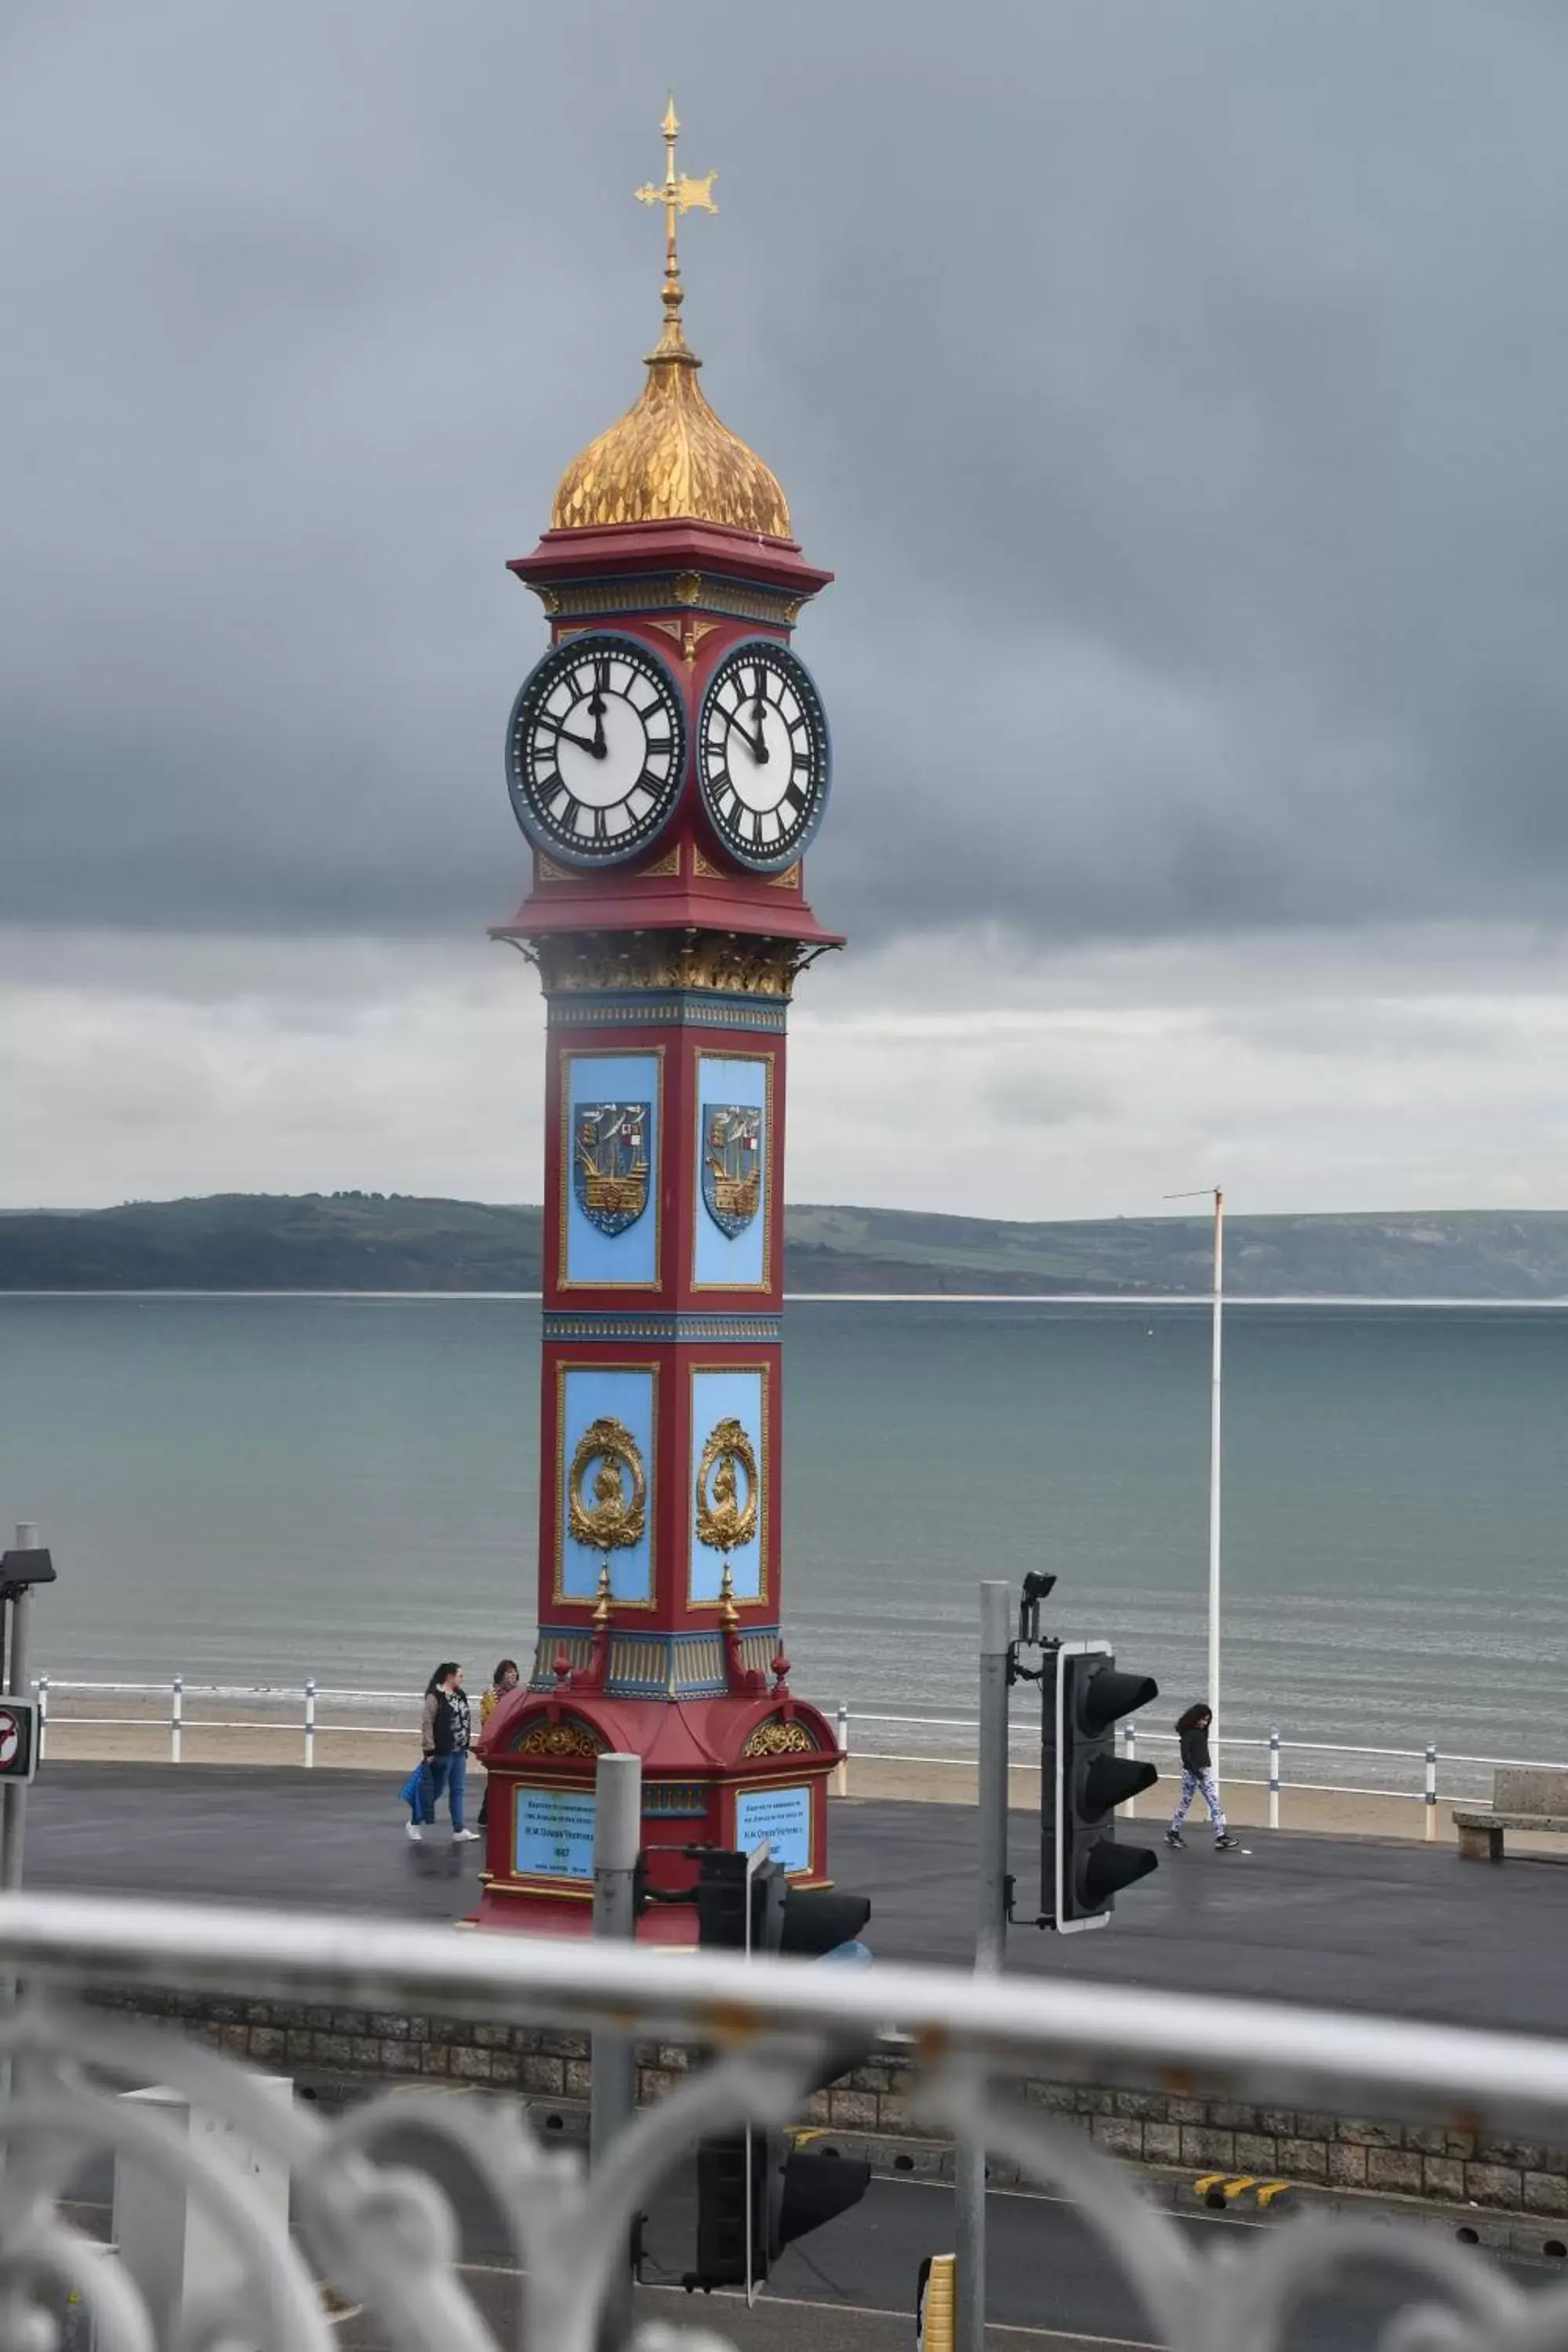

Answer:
[473,103,844,1938]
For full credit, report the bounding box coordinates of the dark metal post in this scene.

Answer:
[591,1751,642,2351]
[955,1581,1011,2352]
[0,1523,38,1893]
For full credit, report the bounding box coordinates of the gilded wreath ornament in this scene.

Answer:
[568,1417,648,1553]
[516,1719,605,1760]
[741,1718,818,1759]
[695,1416,759,1555]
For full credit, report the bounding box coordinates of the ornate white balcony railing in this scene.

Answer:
[2,1889,1566,2352]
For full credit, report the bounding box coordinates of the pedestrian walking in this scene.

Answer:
[1165,1703,1240,1852]
[476,1657,521,1830]
[407,1661,480,1844]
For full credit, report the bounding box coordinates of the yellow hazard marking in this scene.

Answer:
[1193,2173,1291,2208]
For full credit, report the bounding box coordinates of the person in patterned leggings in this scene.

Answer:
[1166,1703,1240,1852]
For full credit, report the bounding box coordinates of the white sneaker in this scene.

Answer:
[405,1822,422,1841]
[452,1828,481,1842]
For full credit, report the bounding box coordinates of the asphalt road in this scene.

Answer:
[20,1762,1568,2034]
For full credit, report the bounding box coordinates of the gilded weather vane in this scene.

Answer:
[635,93,717,338]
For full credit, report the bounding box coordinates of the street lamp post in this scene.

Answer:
[1166,1189,1225,1776]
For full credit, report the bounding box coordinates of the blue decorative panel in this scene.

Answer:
[735,1783,812,1875]
[689,1366,766,1603]
[516,1784,597,1880]
[693,1054,770,1291]
[557,1365,656,1603]
[562,1051,662,1287]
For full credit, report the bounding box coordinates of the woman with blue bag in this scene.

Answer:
[401,1661,478,1842]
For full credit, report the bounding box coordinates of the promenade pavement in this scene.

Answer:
[20,1762,1568,2034]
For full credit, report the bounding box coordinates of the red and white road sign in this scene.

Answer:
[0,1700,38,1781]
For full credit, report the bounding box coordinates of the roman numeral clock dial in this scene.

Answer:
[506,633,686,865]
[697,641,830,871]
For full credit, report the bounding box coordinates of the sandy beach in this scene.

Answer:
[31,1697,1559,1850]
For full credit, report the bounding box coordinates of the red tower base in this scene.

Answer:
[471,1664,840,1940]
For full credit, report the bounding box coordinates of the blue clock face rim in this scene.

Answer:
[696,638,832,873]
[506,631,687,868]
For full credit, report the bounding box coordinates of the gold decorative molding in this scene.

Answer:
[641,844,683,879]
[524,575,801,626]
[767,863,802,891]
[742,1717,818,1759]
[517,1718,604,1759]
[537,854,575,884]
[567,1416,648,1553]
[691,844,720,879]
[695,1416,760,1555]
[539,931,811,1000]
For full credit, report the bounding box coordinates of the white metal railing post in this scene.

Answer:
[35,1674,49,1762]
[1269,1728,1280,1830]
[1123,1722,1138,1818]
[304,1680,317,1770]
[834,1703,849,1798]
[171,1676,183,1766]
[1425,1744,1438,1843]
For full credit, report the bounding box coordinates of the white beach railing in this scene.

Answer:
[28,1675,1553,1834]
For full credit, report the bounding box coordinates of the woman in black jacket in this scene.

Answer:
[1166,1703,1240,1851]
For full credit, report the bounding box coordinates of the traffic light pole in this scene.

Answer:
[590,1750,642,2352]
[1,1522,38,1894]
[955,1579,1012,2352]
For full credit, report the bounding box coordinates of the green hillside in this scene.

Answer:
[1,1193,1566,1297]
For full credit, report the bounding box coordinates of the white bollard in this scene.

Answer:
[1425,1744,1438,1843]
[115,2079,293,2339]
[170,1676,183,1766]
[1269,1727,1280,1831]
[1123,1721,1138,1818]
[833,1703,850,1798]
[35,1673,49,1763]
[304,1679,317,1770]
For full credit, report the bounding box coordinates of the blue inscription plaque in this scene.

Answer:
[735,1783,812,1876]
[516,1784,597,1881]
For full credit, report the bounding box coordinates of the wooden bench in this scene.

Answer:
[1453,1768,1568,1861]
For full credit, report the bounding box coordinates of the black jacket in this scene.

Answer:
[1179,1723,1211,1775]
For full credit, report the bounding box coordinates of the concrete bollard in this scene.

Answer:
[116,2080,293,2339]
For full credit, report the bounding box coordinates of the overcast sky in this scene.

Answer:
[3,0,1566,1218]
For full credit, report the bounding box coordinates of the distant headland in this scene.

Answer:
[0,1193,1565,1299]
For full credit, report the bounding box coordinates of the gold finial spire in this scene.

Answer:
[635,91,718,354]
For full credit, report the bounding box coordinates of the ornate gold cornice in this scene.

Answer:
[534,575,800,626]
[536,930,815,1000]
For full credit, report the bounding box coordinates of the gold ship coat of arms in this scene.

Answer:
[701,1104,763,1240]
[574,1102,652,1236]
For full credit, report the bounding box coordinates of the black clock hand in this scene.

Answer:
[543,721,608,759]
[731,714,769,764]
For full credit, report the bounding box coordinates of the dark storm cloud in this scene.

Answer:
[3,0,1567,949]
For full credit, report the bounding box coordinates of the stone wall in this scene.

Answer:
[83,1984,1568,2221]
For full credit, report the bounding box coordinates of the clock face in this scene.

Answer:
[506,633,686,865]
[697,641,830,870]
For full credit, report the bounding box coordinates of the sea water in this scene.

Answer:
[0,1294,1563,1778]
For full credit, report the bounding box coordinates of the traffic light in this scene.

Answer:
[1044,1640,1160,1933]
[689,1849,873,2296]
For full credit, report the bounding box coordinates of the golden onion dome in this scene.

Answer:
[550,306,791,539]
